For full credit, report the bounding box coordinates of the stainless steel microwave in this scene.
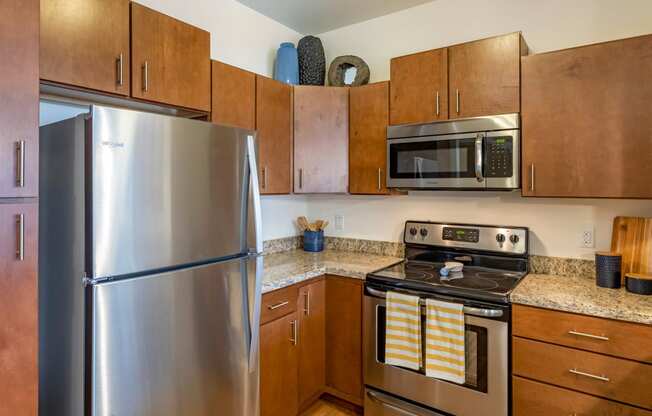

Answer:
[387,114,520,190]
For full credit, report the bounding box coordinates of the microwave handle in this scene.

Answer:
[475,133,484,183]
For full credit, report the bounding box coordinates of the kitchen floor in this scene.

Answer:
[301,399,360,416]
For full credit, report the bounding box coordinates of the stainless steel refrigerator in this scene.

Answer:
[39,106,263,416]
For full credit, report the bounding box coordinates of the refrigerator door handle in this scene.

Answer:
[246,134,263,255]
[248,254,263,373]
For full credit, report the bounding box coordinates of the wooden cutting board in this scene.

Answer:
[611,216,652,283]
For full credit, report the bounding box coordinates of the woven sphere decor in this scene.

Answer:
[297,35,326,85]
[328,55,370,87]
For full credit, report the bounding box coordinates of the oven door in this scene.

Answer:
[387,133,485,189]
[363,289,509,416]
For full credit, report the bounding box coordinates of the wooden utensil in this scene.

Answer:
[610,216,652,283]
[297,216,310,231]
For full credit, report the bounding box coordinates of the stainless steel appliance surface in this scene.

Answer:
[39,106,263,416]
[386,114,520,190]
[364,221,530,416]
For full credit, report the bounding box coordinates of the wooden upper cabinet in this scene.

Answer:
[298,280,326,409]
[294,86,349,194]
[256,76,293,195]
[390,48,448,125]
[0,0,39,199]
[522,34,652,198]
[449,32,525,118]
[0,202,39,416]
[350,82,390,195]
[40,0,130,95]
[211,61,255,129]
[131,3,211,111]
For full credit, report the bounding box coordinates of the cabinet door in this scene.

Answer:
[294,86,349,193]
[260,312,299,416]
[131,3,211,111]
[40,0,130,95]
[211,61,255,129]
[325,276,363,404]
[0,0,39,198]
[350,82,390,195]
[522,34,652,198]
[390,48,448,125]
[449,32,524,118]
[0,202,38,416]
[298,280,326,409]
[256,76,293,195]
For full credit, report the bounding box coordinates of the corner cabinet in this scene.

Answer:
[131,2,211,111]
[349,82,390,195]
[449,32,526,119]
[211,61,256,129]
[294,86,349,194]
[298,280,326,410]
[40,0,131,96]
[256,76,293,195]
[522,34,652,198]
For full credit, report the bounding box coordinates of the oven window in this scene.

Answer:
[389,138,476,179]
[376,305,488,393]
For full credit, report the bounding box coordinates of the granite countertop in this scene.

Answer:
[261,249,403,293]
[511,274,652,325]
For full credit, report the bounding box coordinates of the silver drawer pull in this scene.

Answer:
[15,140,25,188]
[569,368,610,382]
[267,300,289,310]
[568,330,609,341]
[367,390,442,416]
[290,319,298,345]
[16,214,24,261]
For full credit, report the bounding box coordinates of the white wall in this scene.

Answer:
[318,0,652,82]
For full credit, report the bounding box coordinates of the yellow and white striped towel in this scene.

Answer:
[425,299,466,384]
[385,291,421,371]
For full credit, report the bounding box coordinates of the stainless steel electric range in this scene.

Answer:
[363,221,529,416]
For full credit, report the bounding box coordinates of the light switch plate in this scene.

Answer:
[334,214,344,231]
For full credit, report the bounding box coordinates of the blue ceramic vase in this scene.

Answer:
[274,42,299,85]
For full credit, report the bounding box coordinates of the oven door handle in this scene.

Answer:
[365,287,503,318]
[367,390,446,416]
[475,133,485,183]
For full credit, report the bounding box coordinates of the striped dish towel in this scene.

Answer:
[425,299,466,384]
[385,291,421,371]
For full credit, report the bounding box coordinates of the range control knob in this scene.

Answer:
[510,234,520,244]
[409,227,418,236]
[420,228,429,237]
[495,233,506,243]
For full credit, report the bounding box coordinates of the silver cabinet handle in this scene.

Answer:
[267,300,289,310]
[116,53,124,86]
[568,330,609,341]
[435,91,440,116]
[475,133,484,183]
[530,164,535,192]
[16,214,24,261]
[261,167,267,190]
[15,140,25,188]
[377,168,382,191]
[303,291,310,315]
[367,390,443,416]
[455,89,460,114]
[298,168,303,189]
[569,368,610,382]
[142,61,149,92]
[290,319,298,345]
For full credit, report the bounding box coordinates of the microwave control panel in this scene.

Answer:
[485,137,513,178]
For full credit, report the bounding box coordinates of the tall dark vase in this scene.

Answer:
[297,36,326,85]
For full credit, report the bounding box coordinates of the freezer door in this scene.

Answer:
[89,106,261,278]
[91,254,263,416]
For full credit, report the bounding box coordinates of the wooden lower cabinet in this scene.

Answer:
[260,311,299,416]
[0,202,38,416]
[325,276,364,404]
[298,280,326,409]
[513,376,652,416]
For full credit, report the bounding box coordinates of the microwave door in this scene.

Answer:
[387,134,486,189]
[484,129,520,190]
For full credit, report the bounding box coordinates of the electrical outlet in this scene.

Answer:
[581,226,595,248]
[334,214,344,231]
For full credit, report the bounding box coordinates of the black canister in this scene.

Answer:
[595,252,622,288]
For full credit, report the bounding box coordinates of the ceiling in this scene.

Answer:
[235,0,435,34]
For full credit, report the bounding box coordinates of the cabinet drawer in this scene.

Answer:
[513,337,652,409]
[513,376,652,416]
[261,285,298,325]
[513,304,652,363]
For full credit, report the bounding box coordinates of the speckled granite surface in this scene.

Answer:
[264,236,404,257]
[511,274,652,325]
[530,255,595,279]
[261,249,402,293]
